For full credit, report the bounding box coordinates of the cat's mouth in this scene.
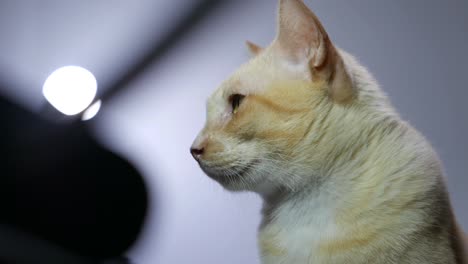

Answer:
[201,160,259,185]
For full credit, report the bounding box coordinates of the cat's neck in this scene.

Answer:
[259,176,338,229]
[260,116,441,235]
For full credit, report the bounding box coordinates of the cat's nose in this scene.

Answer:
[190,147,204,162]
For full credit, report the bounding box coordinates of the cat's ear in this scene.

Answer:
[275,0,354,103]
[246,40,263,57]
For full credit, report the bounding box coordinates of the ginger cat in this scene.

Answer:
[190,0,467,263]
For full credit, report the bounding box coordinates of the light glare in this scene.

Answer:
[42,66,97,115]
[82,100,102,121]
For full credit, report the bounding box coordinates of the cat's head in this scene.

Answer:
[191,0,356,194]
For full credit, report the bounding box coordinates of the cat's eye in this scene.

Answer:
[229,94,245,114]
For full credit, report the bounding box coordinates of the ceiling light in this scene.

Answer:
[82,100,102,121]
[42,66,97,115]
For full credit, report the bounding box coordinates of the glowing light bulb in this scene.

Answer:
[82,100,102,121]
[42,66,97,115]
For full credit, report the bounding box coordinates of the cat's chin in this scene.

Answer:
[199,160,261,190]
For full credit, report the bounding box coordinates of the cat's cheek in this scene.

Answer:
[220,111,233,125]
[224,118,253,142]
[239,132,256,142]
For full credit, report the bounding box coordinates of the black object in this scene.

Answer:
[0,97,148,263]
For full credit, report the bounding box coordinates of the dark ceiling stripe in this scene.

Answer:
[97,0,226,104]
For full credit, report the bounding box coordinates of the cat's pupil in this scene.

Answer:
[230,94,245,114]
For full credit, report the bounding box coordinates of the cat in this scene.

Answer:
[190,0,467,263]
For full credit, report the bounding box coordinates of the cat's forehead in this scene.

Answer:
[208,56,268,104]
[211,50,301,98]
[223,57,275,94]
[204,57,268,126]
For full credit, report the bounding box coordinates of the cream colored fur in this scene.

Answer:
[191,0,466,263]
